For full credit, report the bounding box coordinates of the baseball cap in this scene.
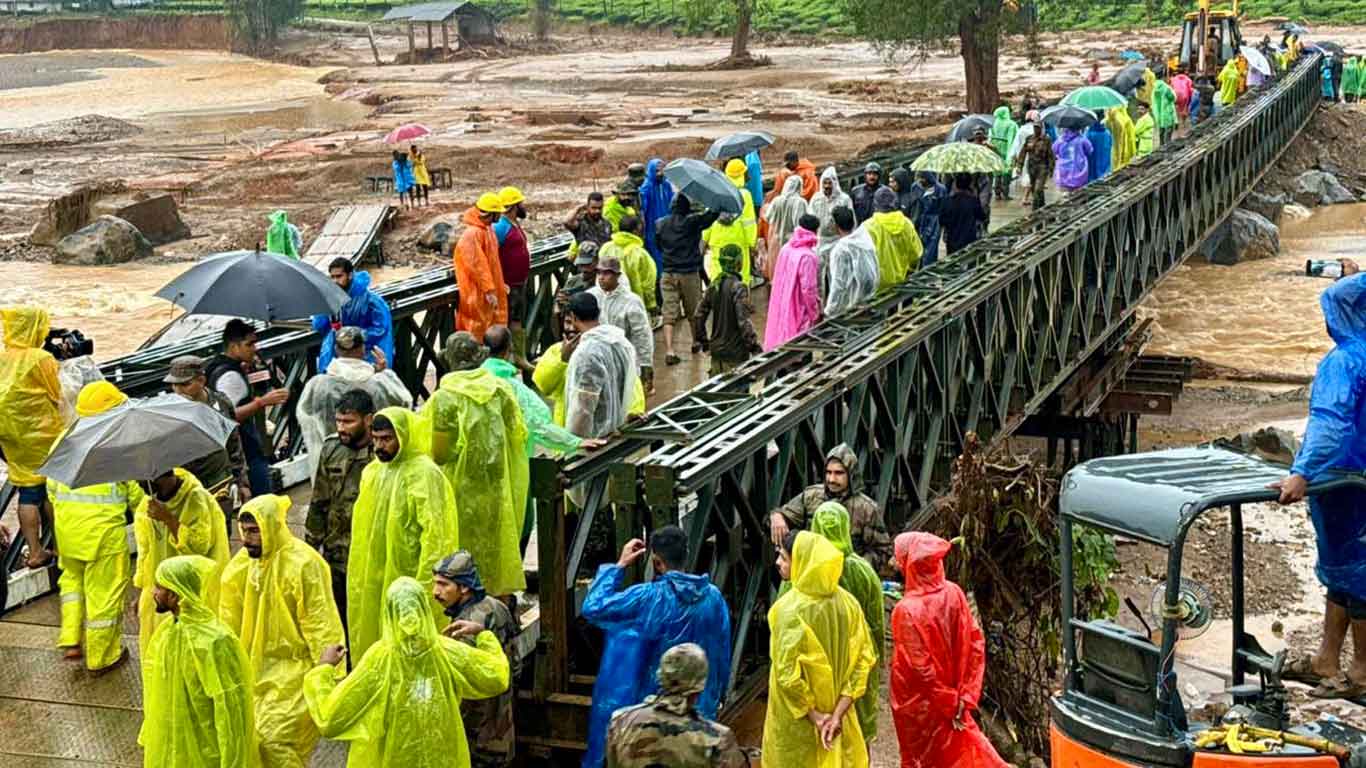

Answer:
[163,355,206,384]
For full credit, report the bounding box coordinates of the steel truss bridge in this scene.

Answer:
[0,54,1322,761]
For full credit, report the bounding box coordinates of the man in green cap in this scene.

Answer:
[606,642,747,768]
[433,550,520,768]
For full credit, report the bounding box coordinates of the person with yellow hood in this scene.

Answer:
[764,530,876,767]
[140,554,257,768]
[0,306,65,569]
[1134,102,1156,159]
[420,333,529,599]
[220,495,344,768]
[303,576,511,768]
[1105,106,1136,171]
[702,159,758,286]
[133,465,230,653]
[454,192,509,342]
[1218,57,1242,109]
[347,406,458,662]
[864,187,923,291]
[808,502,885,747]
[599,214,658,315]
[533,313,646,427]
[48,381,142,672]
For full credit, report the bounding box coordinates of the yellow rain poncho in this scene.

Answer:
[703,215,755,287]
[134,468,230,652]
[864,211,923,291]
[304,576,511,768]
[0,307,65,488]
[51,382,141,671]
[347,407,458,662]
[601,230,658,313]
[1218,58,1241,107]
[420,370,529,597]
[1105,107,1136,171]
[140,554,257,768]
[532,342,645,427]
[764,531,876,768]
[220,495,344,768]
[809,502,885,745]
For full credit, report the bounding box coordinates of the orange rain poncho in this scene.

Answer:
[889,532,1007,768]
[453,207,508,341]
[0,307,65,487]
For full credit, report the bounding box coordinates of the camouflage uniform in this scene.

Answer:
[437,551,520,768]
[606,643,747,768]
[307,434,373,630]
[442,330,488,372]
[774,443,895,577]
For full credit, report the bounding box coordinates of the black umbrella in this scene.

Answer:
[156,249,349,322]
[1041,104,1099,131]
[703,130,775,162]
[1111,61,1149,95]
[1278,22,1309,35]
[662,159,744,214]
[946,114,996,143]
[1313,40,1346,56]
[38,393,237,487]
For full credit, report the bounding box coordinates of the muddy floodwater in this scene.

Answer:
[1145,203,1366,377]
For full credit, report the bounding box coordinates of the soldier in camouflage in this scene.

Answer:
[606,643,748,768]
[433,550,519,768]
[306,388,375,636]
[769,443,895,577]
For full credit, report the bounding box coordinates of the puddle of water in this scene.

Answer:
[151,97,369,136]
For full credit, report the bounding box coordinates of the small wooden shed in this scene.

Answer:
[382,1,500,61]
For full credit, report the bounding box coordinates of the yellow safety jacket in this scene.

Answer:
[48,479,143,561]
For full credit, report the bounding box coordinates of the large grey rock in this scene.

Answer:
[1203,209,1280,265]
[1293,170,1357,207]
[1214,426,1300,465]
[1242,191,1288,224]
[417,220,454,253]
[53,215,153,265]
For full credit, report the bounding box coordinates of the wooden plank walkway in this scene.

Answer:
[303,204,393,271]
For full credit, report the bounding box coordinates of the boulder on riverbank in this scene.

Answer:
[1241,191,1288,224]
[1292,170,1356,207]
[417,220,454,252]
[1213,426,1300,465]
[53,215,153,265]
[1203,209,1280,265]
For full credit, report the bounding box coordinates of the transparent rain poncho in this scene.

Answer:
[303,576,510,768]
[418,369,529,597]
[824,226,880,317]
[220,495,344,768]
[141,554,258,768]
[564,324,638,439]
[297,358,412,477]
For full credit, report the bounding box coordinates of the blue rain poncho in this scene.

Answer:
[310,270,395,371]
[1086,123,1112,182]
[1291,274,1366,600]
[579,564,732,768]
[638,158,674,269]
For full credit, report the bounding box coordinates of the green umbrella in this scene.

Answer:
[910,142,1004,175]
[1062,85,1129,111]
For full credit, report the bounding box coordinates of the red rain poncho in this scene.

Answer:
[889,532,1007,768]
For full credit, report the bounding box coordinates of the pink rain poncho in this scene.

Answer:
[1171,73,1194,117]
[1052,129,1094,192]
[763,226,821,351]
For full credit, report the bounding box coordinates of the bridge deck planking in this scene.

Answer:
[302,204,394,271]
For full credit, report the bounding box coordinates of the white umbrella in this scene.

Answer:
[1240,46,1272,76]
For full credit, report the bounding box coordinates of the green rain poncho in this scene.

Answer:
[988,106,1018,180]
[347,407,459,662]
[1152,79,1178,131]
[601,230,658,313]
[481,357,581,456]
[140,555,258,768]
[419,370,529,597]
[810,501,885,745]
[1346,58,1362,99]
[134,468,231,653]
[764,532,877,768]
[303,576,511,768]
[220,495,344,768]
[265,211,299,260]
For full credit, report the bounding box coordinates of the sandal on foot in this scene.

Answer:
[1282,654,1327,685]
[1310,672,1366,700]
[62,647,83,661]
[666,354,681,366]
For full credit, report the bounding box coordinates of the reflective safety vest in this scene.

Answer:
[47,479,142,561]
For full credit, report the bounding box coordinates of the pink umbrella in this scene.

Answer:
[383,123,431,144]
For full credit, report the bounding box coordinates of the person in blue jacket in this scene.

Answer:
[1274,273,1366,698]
[311,257,394,371]
[580,525,732,768]
[1086,116,1113,183]
[638,158,674,273]
[744,150,764,215]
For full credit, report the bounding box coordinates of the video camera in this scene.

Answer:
[44,328,94,361]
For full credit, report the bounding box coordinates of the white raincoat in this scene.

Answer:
[297,357,413,477]
[588,284,653,374]
[824,225,881,316]
[564,324,638,439]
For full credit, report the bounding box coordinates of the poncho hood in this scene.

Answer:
[896,531,951,595]
[2,306,49,349]
[156,554,219,624]
[377,405,420,463]
[791,531,843,598]
[240,493,293,561]
[1322,273,1366,347]
[811,501,855,555]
